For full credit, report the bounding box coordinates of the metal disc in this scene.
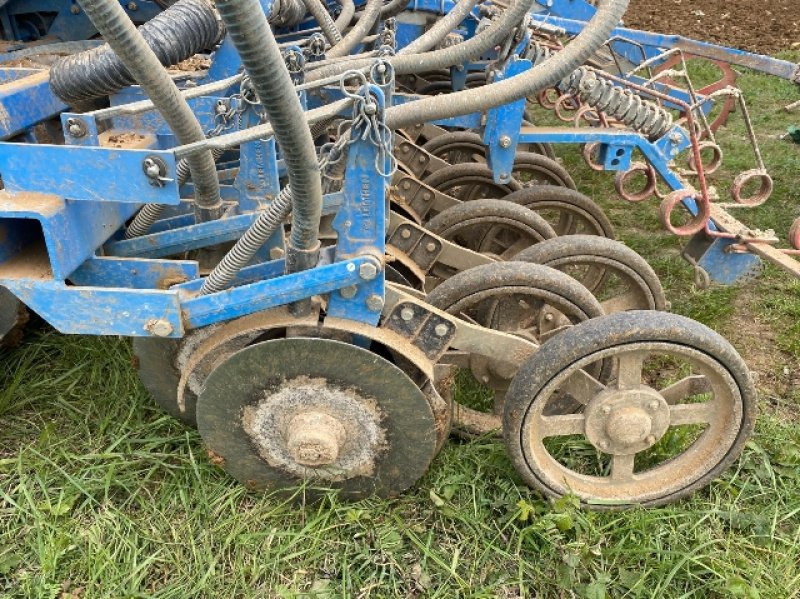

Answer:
[196,337,437,499]
[0,287,28,347]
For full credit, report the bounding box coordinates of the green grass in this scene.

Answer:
[2,55,800,597]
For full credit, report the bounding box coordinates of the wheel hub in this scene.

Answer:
[242,376,385,482]
[584,387,670,454]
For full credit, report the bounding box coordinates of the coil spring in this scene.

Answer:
[560,67,673,140]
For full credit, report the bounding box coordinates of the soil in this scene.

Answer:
[624,0,800,54]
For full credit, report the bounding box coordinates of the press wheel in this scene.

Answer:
[504,311,756,507]
[515,235,667,312]
[503,186,614,238]
[425,198,556,262]
[427,261,605,437]
[196,338,436,499]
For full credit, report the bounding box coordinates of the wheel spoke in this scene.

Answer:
[616,351,646,389]
[669,401,715,425]
[610,453,635,482]
[601,290,643,313]
[660,375,711,404]
[560,368,605,405]
[501,237,532,259]
[537,413,586,438]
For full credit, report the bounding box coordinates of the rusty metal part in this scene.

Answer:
[790,219,800,251]
[653,55,738,134]
[503,185,614,238]
[659,188,710,237]
[615,161,657,203]
[0,288,29,347]
[687,141,723,175]
[197,337,436,498]
[504,311,757,507]
[426,261,605,437]
[582,142,605,172]
[730,169,773,207]
[515,235,667,313]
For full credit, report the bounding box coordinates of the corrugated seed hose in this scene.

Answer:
[76,0,224,221]
[213,0,323,274]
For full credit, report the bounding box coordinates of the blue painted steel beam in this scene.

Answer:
[69,256,199,289]
[0,68,67,139]
[0,144,181,204]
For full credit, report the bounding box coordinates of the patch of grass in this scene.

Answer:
[2,56,800,599]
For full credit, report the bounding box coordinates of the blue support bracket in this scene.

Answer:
[484,57,531,184]
[0,144,181,205]
[0,68,67,140]
[69,256,199,289]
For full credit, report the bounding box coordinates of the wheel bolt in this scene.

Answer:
[646,434,656,445]
[400,229,412,239]
[601,405,611,415]
[400,307,414,321]
[648,401,659,411]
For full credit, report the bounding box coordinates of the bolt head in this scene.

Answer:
[144,319,173,337]
[358,261,378,281]
[339,285,357,299]
[425,242,437,253]
[646,434,656,445]
[400,229,412,239]
[366,294,384,312]
[601,405,612,415]
[648,401,660,411]
[70,3,80,13]
[127,1,137,10]
[499,135,512,148]
[543,313,554,322]
[434,323,449,337]
[400,307,414,321]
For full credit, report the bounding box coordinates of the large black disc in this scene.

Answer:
[197,337,437,499]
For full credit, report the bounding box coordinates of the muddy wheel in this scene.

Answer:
[428,261,605,437]
[515,235,667,313]
[504,311,756,508]
[511,152,576,190]
[197,337,436,499]
[0,288,29,347]
[503,186,614,238]
[421,131,555,164]
[422,162,521,201]
[425,199,556,262]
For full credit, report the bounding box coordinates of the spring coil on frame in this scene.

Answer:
[560,66,673,140]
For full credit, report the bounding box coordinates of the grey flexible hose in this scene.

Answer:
[309,0,533,80]
[199,119,333,294]
[301,0,342,45]
[215,0,323,267]
[327,0,382,58]
[399,0,480,54]
[334,0,355,30]
[77,0,223,221]
[51,0,224,104]
[384,0,631,128]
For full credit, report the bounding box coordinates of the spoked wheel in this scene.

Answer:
[197,338,437,499]
[503,186,614,238]
[511,152,576,190]
[515,235,667,313]
[0,288,29,347]
[423,163,521,201]
[425,199,556,264]
[504,311,756,508]
[428,262,605,437]
[421,131,555,164]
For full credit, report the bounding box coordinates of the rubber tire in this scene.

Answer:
[425,198,556,258]
[503,311,757,508]
[503,186,614,238]
[422,162,521,199]
[515,235,667,311]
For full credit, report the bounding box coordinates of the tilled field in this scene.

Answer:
[625,0,799,54]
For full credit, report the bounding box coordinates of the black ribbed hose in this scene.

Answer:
[215,0,323,271]
[51,0,225,104]
[76,0,223,221]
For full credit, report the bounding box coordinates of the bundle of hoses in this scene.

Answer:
[49,0,307,104]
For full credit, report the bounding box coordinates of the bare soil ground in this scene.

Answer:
[624,0,799,54]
